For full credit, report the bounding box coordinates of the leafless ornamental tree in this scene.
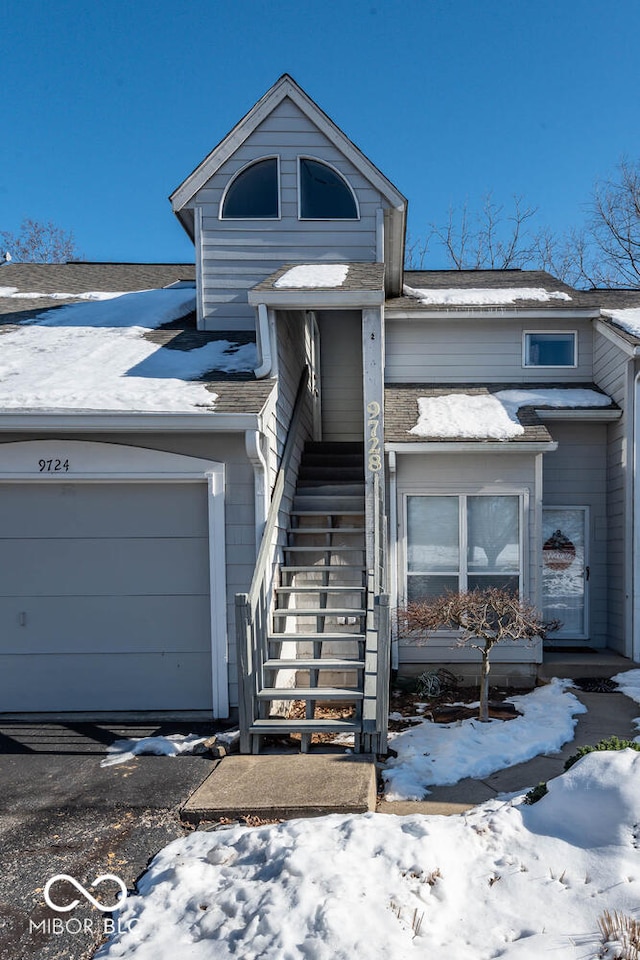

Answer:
[401,587,558,722]
[0,218,81,263]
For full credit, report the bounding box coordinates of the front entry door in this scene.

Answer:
[542,506,589,641]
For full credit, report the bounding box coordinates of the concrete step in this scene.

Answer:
[257,687,363,701]
[180,754,376,823]
[264,658,365,670]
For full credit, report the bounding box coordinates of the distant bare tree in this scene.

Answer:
[589,158,640,287]
[400,587,558,722]
[0,218,81,263]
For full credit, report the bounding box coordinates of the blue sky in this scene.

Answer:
[2,0,639,266]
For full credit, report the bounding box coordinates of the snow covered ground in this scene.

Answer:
[101,731,241,767]
[383,679,586,801]
[97,748,640,960]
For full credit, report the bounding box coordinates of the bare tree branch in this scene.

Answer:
[0,218,82,263]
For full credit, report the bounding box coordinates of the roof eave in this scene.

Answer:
[0,411,261,433]
[248,288,385,309]
[384,440,558,453]
[385,307,600,321]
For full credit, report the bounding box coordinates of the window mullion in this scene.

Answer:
[459,495,467,592]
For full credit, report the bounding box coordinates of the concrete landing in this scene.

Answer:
[181,753,377,824]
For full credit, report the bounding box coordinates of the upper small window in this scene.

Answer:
[523,332,577,367]
[299,158,358,220]
[221,158,279,219]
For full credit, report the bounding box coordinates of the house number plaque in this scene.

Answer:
[38,459,70,473]
[367,400,381,472]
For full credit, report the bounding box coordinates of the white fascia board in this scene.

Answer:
[170,76,407,213]
[248,288,385,309]
[594,318,638,356]
[0,412,260,433]
[385,441,558,453]
[385,308,599,321]
[536,408,621,421]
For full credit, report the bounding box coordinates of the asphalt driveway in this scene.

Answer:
[0,721,218,960]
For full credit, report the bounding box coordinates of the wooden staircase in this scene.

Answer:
[249,441,368,751]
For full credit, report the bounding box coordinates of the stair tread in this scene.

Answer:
[273,608,366,616]
[268,633,365,641]
[250,718,360,732]
[264,658,365,669]
[276,585,365,593]
[287,527,364,534]
[284,545,365,553]
[281,565,366,572]
[258,687,363,699]
[290,510,365,517]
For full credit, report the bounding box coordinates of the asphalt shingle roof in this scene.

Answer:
[384,382,616,444]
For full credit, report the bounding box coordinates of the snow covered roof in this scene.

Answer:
[250,262,385,307]
[386,270,599,313]
[385,383,616,444]
[0,278,273,415]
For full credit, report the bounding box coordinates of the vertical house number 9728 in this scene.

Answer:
[367,401,381,472]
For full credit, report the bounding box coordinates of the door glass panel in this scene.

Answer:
[407,497,458,572]
[467,496,519,573]
[542,508,586,637]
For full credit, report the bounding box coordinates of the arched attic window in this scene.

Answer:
[220,157,280,219]
[298,158,359,220]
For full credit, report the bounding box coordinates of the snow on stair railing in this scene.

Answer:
[236,366,310,753]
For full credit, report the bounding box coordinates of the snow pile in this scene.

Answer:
[101,734,208,767]
[403,284,572,305]
[383,680,586,800]
[101,729,240,767]
[0,288,257,412]
[274,264,349,288]
[97,750,640,960]
[602,306,640,338]
[409,393,524,439]
[409,387,612,440]
[612,669,640,739]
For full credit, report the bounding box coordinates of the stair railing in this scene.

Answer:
[236,366,310,753]
[362,469,390,753]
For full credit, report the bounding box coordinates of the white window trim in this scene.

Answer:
[219,155,281,221]
[400,491,526,607]
[297,155,360,221]
[522,330,578,369]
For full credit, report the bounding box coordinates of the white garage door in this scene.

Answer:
[0,482,213,713]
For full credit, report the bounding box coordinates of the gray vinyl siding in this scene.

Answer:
[189,98,387,331]
[395,451,540,664]
[316,310,364,441]
[542,422,608,646]
[385,318,594,383]
[594,332,631,653]
[0,431,255,712]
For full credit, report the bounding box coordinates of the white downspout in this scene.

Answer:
[633,372,640,662]
[388,450,399,671]
[245,429,268,555]
[254,303,274,379]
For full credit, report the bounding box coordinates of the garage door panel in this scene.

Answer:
[0,538,210,596]
[0,596,211,655]
[0,653,213,712]
[0,483,208,539]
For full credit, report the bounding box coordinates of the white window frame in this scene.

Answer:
[401,491,526,606]
[219,155,281,221]
[522,330,578,369]
[297,155,360,221]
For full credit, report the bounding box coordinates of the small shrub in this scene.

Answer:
[564,736,640,771]
[523,781,548,805]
